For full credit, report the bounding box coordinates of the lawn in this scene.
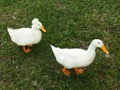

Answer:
[0,0,120,90]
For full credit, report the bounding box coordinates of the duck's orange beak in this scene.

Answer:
[101,45,109,54]
[40,26,46,32]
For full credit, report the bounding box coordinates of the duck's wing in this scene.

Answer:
[7,28,35,45]
[7,28,32,38]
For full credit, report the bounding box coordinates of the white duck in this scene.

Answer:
[50,39,109,76]
[7,18,46,53]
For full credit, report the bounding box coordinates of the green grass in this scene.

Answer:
[0,0,120,89]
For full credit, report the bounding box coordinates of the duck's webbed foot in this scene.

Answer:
[62,68,71,76]
[74,68,84,75]
[23,46,31,53]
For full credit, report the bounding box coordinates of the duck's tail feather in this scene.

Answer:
[50,45,62,57]
[7,28,13,31]
[50,45,58,55]
[7,28,17,42]
[7,28,14,35]
[50,45,55,49]
[50,45,56,52]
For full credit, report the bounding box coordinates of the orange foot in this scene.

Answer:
[62,68,71,76]
[23,46,31,53]
[74,68,84,75]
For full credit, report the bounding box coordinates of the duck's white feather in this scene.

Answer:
[50,45,96,69]
[7,28,42,46]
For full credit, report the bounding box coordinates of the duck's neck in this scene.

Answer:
[87,44,96,53]
[31,25,39,30]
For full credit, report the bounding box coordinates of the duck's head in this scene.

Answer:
[31,18,46,32]
[92,39,109,54]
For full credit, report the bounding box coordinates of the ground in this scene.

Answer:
[0,0,120,90]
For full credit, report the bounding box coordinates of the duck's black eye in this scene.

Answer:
[98,42,100,44]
